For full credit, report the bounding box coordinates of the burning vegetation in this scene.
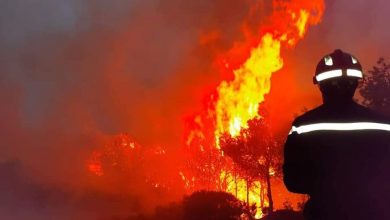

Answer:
[3,0,390,219]
[87,0,325,218]
[183,0,324,216]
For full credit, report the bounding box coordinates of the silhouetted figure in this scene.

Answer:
[283,49,390,220]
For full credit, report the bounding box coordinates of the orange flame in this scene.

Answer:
[211,0,325,217]
[216,34,282,141]
[87,151,104,176]
[86,133,140,176]
[86,0,325,217]
[215,0,325,144]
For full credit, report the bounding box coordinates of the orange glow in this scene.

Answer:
[86,133,140,177]
[198,0,324,216]
[215,0,325,145]
[87,151,104,176]
[86,0,325,217]
[215,34,282,142]
[221,171,270,219]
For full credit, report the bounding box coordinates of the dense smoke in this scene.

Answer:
[0,0,389,219]
[0,0,268,218]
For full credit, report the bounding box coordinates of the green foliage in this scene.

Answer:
[359,57,390,116]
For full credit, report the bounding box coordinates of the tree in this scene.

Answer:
[219,117,283,213]
[183,111,229,192]
[87,134,180,201]
[219,131,258,205]
[359,57,390,116]
[183,117,228,191]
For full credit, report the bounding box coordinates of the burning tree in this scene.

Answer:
[87,134,181,196]
[182,108,221,191]
[182,141,227,191]
[87,0,325,218]
[181,1,324,217]
[87,134,144,178]
[219,116,282,213]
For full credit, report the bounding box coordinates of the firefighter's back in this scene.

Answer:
[283,49,390,220]
[293,102,390,219]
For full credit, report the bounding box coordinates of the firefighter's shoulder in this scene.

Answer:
[351,102,390,123]
[292,105,325,127]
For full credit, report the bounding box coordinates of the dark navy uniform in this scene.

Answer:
[283,50,390,220]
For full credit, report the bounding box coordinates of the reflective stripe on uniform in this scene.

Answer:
[289,122,390,135]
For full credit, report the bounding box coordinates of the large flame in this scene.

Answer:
[216,34,282,140]
[215,0,325,144]
[87,0,325,218]
[211,0,324,217]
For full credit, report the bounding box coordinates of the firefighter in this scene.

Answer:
[283,49,390,220]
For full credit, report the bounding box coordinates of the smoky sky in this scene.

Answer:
[0,0,257,218]
[265,0,390,119]
[292,0,390,89]
[1,0,390,219]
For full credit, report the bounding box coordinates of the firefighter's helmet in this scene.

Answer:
[313,49,363,84]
